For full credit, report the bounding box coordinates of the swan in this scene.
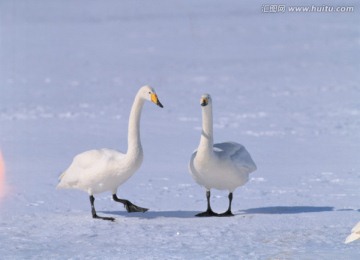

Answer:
[189,94,257,217]
[57,85,163,221]
[345,221,360,244]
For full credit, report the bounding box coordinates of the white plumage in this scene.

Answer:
[57,85,163,221]
[189,94,256,217]
[345,221,360,244]
[58,149,135,194]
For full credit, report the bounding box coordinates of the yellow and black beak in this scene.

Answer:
[200,97,208,107]
[151,93,163,108]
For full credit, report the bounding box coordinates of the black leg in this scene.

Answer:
[196,190,218,217]
[89,195,115,221]
[218,192,234,217]
[112,194,148,213]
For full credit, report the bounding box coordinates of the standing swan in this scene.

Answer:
[57,86,163,221]
[189,94,256,217]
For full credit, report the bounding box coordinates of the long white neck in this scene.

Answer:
[198,104,214,155]
[126,93,145,157]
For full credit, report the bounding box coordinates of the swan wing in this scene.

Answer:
[61,149,125,175]
[73,149,125,170]
[188,150,202,183]
[58,149,126,188]
[213,142,257,173]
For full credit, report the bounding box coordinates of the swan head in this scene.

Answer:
[200,94,212,107]
[140,85,163,108]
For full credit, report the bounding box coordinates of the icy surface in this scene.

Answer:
[0,0,360,259]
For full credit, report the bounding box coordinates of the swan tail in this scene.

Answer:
[345,221,360,244]
[345,232,360,244]
[56,171,71,189]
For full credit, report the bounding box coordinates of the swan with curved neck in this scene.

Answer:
[189,94,257,217]
[58,86,163,221]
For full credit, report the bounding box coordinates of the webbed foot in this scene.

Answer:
[124,201,149,213]
[113,194,148,213]
[218,210,234,217]
[92,213,115,221]
[195,209,218,217]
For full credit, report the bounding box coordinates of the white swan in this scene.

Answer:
[345,221,360,244]
[189,94,257,217]
[57,85,163,221]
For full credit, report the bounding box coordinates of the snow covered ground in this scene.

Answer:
[0,0,359,259]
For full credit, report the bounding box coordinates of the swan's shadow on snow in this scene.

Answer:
[102,206,336,218]
[238,206,334,215]
[101,210,200,219]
